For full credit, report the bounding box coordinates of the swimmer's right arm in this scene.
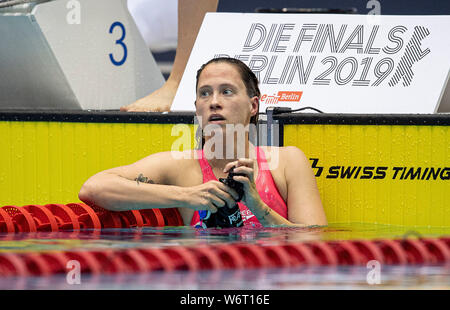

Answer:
[78,151,185,211]
[78,151,237,213]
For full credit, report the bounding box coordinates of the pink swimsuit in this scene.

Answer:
[190,147,288,228]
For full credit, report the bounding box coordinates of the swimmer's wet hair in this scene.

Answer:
[195,57,260,126]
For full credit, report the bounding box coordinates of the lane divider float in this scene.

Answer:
[0,203,184,233]
[0,237,448,277]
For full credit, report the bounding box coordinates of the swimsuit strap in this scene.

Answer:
[254,146,288,219]
[196,149,217,183]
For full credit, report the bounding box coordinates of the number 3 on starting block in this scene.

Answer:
[109,21,128,66]
[0,0,164,110]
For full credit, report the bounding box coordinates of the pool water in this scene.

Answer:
[1,223,449,289]
[2,264,449,290]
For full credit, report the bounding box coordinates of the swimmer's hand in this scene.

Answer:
[183,181,240,213]
[223,158,288,226]
[223,158,263,211]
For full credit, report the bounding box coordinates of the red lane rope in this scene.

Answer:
[259,245,292,267]
[0,253,29,276]
[43,204,80,230]
[328,241,365,265]
[136,248,175,272]
[280,243,319,266]
[0,203,184,233]
[421,238,450,264]
[305,241,338,265]
[397,239,433,264]
[233,244,272,268]
[117,210,144,228]
[39,252,68,274]
[211,244,247,269]
[97,211,123,229]
[1,206,37,232]
[187,246,224,270]
[89,250,128,274]
[0,236,449,277]
[375,239,409,265]
[350,240,385,264]
[159,208,184,226]
[66,203,102,230]
[63,251,102,274]
[139,209,166,227]
[117,249,152,272]
[0,208,15,233]
[22,253,53,276]
[161,247,200,271]
[22,205,59,232]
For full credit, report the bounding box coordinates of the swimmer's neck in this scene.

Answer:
[203,138,257,170]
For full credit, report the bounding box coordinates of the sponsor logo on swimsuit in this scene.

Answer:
[228,209,243,225]
[241,209,255,221]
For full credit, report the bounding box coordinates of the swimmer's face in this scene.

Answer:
[195,62,258,127]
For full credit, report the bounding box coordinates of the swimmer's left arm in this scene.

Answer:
[224,158,295,227]
[283,146,327,226]
[225,153,325,227]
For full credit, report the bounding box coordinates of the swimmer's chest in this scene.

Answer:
[170,155,288,225]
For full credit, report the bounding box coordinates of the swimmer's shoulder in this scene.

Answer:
[124,150,199,185]
[259,145,307,157]
[141,149,197,164]
[258,145,309,169]
[152,150,201,185]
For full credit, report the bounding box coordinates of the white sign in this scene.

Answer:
[172,13,450,114]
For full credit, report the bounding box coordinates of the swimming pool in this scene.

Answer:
[0,112,448,290]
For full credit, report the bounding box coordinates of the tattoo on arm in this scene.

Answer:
[262,207,272,220]
[134,173,155,186]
